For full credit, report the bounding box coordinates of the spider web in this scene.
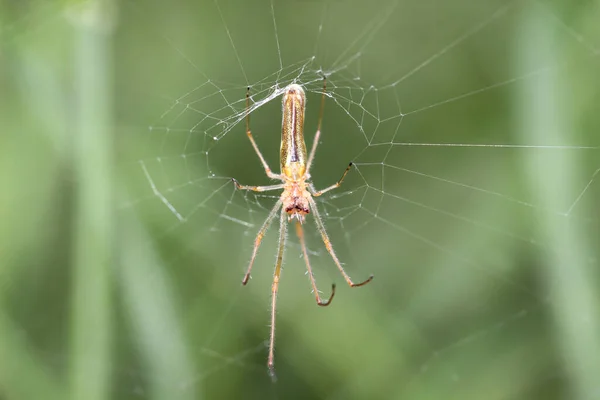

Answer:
[120,0,599,398]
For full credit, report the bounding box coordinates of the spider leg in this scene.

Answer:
[246,87,282,180]
[232,179,284,192]
[310,162,353,197]
[267,207,288,380]
[295,221,335,306]
[242,200,282,285]
[306,77,327,174]
[308,196,373,287]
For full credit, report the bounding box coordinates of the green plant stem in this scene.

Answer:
[68,2,115,400]
[517,8,600,400]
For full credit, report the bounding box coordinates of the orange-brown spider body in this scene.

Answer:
[232,80,373,380]
[280,84,311,222]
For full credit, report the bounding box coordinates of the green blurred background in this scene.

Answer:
[1,0,600,399]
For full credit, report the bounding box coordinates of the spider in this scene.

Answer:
[232,78,373,379]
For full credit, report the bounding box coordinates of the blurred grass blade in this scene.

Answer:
[0,313,65,400]
[118,212,199,400]
[516,6,600,400]
[67,2,116,400]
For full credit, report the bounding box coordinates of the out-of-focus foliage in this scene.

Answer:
[1,0,599,399]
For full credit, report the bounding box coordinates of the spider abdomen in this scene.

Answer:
[280,84,307,177]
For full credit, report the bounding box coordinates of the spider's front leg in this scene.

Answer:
[245,87,282,180]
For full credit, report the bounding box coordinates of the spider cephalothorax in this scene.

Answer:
[283,187,310,222]
[231,79,373,379]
